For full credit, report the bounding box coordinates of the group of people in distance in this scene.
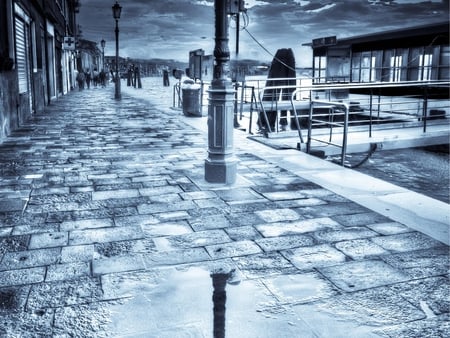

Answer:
[126,64,142,89]
[75,68,107,90]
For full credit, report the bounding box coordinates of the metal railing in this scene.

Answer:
[304,100,350,166]
[251,80,449,165]
[173,77,449,166]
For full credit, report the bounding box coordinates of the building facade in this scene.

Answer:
[0,0,100,144]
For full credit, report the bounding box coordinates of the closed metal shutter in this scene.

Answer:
[15,16,30,94]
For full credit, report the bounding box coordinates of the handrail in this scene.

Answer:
[223,78,450,166]
[306,100,350,166]
[257,84,309,133]
[292,80,450,92]
[290,81,449,165]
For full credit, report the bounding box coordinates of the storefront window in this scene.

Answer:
[418,53,433,80]
[313,55,327,83]
[389,55,402,82]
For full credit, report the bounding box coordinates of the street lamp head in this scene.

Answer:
[101,39,106,48]
[112,1,122,20]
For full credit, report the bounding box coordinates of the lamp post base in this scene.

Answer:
[114,77,121,100]
[204,84,237,185]
[205,156,237,184]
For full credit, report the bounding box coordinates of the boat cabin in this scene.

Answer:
[304,21,449,86]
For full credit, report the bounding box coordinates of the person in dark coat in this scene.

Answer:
[163,69,170,86]
[76,69,85,90]
[134,66,142,88]
[127,65,133,87]
[85,69,91,89]
[260,48,296,131]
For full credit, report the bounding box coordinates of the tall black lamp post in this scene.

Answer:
[100,39,105,72]
[112,1,122,100]
[205,0,238,184]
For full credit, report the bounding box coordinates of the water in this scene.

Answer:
[354,148,450,203]
[101,266,379,337]
[102,266,305,337]
[353,146,449,204]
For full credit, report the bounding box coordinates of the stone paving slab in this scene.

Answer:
[0,198,24,212]
[380,246,450,279]
[256,217,342,237]
[318,259,410,292]
[263,271,339,304]
[282,243,348,270]
[0,247,61,271]
[0,267,46,287]
[0,83,448,337]
[334,238,389,259]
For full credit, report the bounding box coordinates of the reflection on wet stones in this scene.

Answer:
[373,314,450,338]
[0,289,19,311]
[235,253,297,278]
[211,272,229,338]
[28,192,91,205]
[0,160,28,176]
[27,276,103,311]
[95,241,134,257]
[0,308,54,337]
[0,235,29,255]
[53,302,116,337]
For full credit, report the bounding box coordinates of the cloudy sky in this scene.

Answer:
[77,0,449,67]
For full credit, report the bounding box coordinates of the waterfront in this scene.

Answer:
[126,76,449,205]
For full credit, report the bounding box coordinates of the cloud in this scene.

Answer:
[77,0,449,66]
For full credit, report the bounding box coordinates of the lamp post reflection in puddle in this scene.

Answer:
[211,269,241,338]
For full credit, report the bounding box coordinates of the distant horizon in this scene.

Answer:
[101,55,316,71]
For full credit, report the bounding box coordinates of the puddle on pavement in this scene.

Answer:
[101,265,396,337]
[103,266,307,337]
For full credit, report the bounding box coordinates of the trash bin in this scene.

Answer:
[182,81,202,117]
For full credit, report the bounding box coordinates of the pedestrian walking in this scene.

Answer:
[99,70,106,87]
[93,68,99,87]
[127,65,134,87]
[134,66,142,89]
[163,69,170,86]
[76,69,85,90]
[85,69,91,89]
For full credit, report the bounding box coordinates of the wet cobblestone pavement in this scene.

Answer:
[0,79,448,337]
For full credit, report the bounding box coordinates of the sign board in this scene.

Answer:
[63,36,76,50]
[312,36,337,48]
[189,49,204,81]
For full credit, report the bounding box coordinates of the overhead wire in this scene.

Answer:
[236,10,378,163]
[232,11,298,73]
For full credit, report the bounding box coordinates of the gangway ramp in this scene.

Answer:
[305,121,449,156]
